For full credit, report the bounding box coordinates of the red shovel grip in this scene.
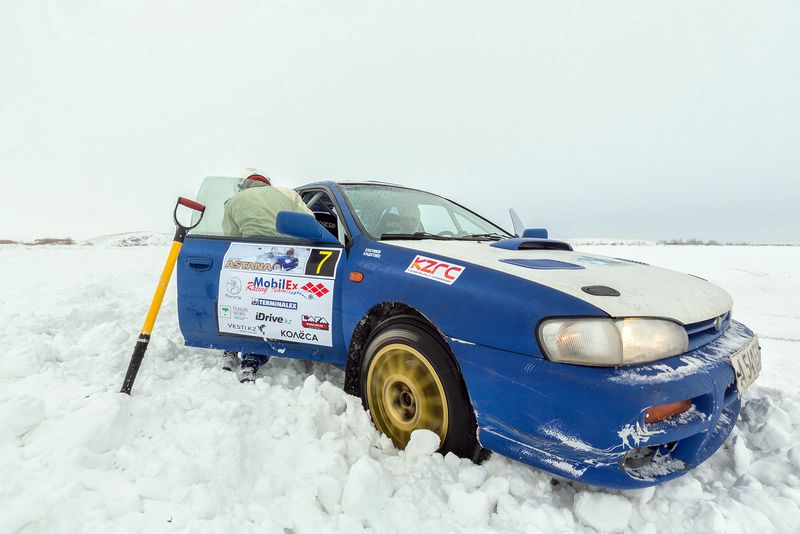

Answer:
[178,197,205,213]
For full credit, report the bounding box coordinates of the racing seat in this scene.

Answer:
[376,213,403,236]
[377,210,422,236]
[314,211,338,238]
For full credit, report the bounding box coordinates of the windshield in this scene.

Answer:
[339,184,512,241]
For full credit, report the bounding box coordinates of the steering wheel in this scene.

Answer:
[437,230,457,237]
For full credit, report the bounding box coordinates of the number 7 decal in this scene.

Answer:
[316,250,333,275]
[305,249,341,278]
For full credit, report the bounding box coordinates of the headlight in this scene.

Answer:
[538,318,689,366]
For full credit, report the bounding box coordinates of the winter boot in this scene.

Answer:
[238,359,261,383]
[220,350,240,372]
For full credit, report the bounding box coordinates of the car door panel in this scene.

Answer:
[177,236,346,365]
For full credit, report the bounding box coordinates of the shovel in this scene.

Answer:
[120,197,206,394]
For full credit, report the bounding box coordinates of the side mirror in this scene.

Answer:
[276,211,340,245]
[522,228,549,239]
[509,208,524,237]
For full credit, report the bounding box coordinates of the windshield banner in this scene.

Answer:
[218,242,341,347]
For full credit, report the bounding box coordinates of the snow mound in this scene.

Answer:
[84,232,172,247]
[1,245,799,533]
[574,491,632,532]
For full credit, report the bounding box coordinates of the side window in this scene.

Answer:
[303,191,346,244]
[189,176,245,236]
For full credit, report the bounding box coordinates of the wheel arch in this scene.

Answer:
[343,301,465,398]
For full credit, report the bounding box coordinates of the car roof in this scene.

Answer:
[298,180,425,193]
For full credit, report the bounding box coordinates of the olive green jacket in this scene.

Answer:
[222,185,314,238]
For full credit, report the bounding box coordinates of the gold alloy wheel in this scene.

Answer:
[366,343,449,449]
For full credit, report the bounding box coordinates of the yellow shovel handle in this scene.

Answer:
[141,240,183,335]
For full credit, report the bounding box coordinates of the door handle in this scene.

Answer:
[186,257,213,271]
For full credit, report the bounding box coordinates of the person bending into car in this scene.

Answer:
[221,172,315,382]
[222,173,313,238]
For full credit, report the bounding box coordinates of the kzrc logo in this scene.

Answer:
[405,256,465,285]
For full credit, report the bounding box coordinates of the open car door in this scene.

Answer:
[176,177,346,363]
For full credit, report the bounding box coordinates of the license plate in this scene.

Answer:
[730,337,762,393]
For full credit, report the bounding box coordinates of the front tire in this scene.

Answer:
[359,318,479,459]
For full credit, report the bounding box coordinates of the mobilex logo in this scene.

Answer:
[251,298,298,311]
[405,255,465,285]
[301,315,330,331]
[247,277,298,294]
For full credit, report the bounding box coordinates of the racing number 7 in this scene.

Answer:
[316,250,333,275]
[305,249,340,277]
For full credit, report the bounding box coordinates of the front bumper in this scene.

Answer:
[450,320,756,489]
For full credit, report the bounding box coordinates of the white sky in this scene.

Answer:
[1,1,798,242]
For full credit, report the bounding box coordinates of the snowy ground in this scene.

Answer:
[0,244,798,533]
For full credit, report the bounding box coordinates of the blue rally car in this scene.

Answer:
[177,178,762,489]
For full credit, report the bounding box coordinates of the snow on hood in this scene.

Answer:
[390,240,732,325]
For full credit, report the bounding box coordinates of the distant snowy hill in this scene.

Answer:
[84,232,172,248]
[568,237,659,246]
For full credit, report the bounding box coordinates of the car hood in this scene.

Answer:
[389,240,732,325]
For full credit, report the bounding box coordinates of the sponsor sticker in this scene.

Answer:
[255,312,293,325]
[278,329,320,342]
[218,242,341,346]
[302,315,330,331]
[247,277,299,294]
[251,298,299,310]
[405,255,465,285]
[219,305,248,320]
[363,248,382,259]
[224,259,274,272]
[225,323,260,334]
[225,277,242,295]
[301,282,331,298]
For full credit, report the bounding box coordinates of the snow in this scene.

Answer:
[574,492,633,532]
[1,244,799,533]
[83,232,173,247]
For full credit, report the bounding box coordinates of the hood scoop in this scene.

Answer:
[501,259,584,270]
[491,238,573,251]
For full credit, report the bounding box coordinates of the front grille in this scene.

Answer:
[684,311,730,352]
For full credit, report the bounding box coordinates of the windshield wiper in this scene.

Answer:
[463,233,507,241]
[380,232,450,241]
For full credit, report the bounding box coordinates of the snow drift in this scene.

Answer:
[0,243,798,533]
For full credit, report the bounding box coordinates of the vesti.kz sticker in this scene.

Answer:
[218,243,341,346]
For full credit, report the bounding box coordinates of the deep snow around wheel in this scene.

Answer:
[0,243,798,533]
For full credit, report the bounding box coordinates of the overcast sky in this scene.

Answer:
[1,1,798,242]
